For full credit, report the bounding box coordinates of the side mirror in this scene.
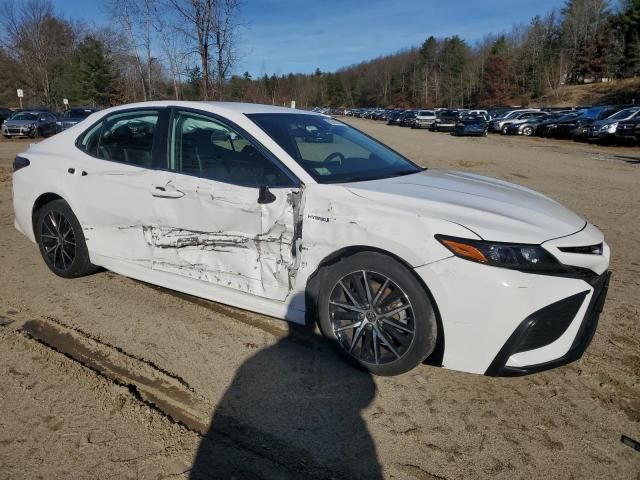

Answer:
[257,185,276,204]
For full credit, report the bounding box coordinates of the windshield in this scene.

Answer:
[607,108,639,120]
[10,112,38,121]
[64,109,94,119]
[248,113,421,184]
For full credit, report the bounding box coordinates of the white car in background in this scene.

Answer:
[412,110,436,129]
[12,102,610,376]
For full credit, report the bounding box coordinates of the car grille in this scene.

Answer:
[559,243,603,255]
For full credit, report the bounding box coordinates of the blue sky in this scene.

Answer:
[53,0,563,76]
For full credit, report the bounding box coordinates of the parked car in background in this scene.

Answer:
[544,106,624,140]
[0,108,13,124]
[486,107,512,119]
[2,110,58,138]
[432,110,460,132]
[498,112,549,134]
[453,114,488,136]
[505,112,571,136]
[615,117,640,144]
[412,110,436,129]
[387,110,406,125]
[586,107,640,143]
[400,110,418,127]
[465,110,488,118]
[57,107,99,131]
[490,109,540,133]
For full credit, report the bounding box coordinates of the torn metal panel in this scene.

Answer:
[148,172,302,301]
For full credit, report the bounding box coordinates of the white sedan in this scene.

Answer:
[12,102,610,376]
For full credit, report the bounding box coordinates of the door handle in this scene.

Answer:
[151,185,185,199]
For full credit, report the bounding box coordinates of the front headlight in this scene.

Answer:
[600,122,617,131]
[436,235,565,273]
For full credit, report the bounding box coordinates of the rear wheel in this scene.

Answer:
[522,126,533,136]
[318,252,437,376]
[36,199,96,278]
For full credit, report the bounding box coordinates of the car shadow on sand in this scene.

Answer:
[188,317,382,479]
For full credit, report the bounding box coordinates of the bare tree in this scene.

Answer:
[1,0,77,107]
[107,0,155,100]
[211,0,239,100]
[167,0,214,99]
[152,6,189,99]
[167,0,240,100]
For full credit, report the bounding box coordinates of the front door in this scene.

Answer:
[149,109,302,301]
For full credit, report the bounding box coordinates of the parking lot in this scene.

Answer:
[0,123,639,479]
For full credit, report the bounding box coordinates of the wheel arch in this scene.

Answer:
[304,245,445,367]
[31,192,65,237]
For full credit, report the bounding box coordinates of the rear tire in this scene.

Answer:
[36,199,97,278]
[317,252,437,376]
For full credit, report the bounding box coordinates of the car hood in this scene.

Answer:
[344,169,585,244]
[4,120,36,127]
[591,117,632,127]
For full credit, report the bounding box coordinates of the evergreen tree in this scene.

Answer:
[76,36,117,106]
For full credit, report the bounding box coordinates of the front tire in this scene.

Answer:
[36,199,97,278]
[318,252,437,376]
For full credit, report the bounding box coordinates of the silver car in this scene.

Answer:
[2,110,59,138]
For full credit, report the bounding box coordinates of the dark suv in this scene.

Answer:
[58,107,99,131]
[431,110,460,132]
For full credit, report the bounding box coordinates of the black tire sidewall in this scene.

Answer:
[36,199,94,278]
[317,252,437,376]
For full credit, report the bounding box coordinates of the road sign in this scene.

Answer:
[16,89,23,98]
[63,98,69,105]
[290,100,296,109]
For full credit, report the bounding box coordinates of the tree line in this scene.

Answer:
[0,0,638,110]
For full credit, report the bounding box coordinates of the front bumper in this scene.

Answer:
[2,125,34,137]
[433,122,456,131]
[486,271,610,376]
[414,233,610,375]
[414,120,434,128]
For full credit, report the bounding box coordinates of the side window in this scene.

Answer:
[97,110,159,167]
[169,110,294,187]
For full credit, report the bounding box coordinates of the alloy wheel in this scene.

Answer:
[40,210,77,271]
[329,270,415,365]
[523,126,533,136]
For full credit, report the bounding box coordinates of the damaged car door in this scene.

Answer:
[71,108,164,267]
[148,109,302,301]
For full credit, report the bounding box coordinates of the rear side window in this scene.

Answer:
[77,110,159,168]
[78,121,103,156]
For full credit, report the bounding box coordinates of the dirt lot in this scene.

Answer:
[0,124,639,480]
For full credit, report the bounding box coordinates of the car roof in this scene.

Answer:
[99,101,323,117]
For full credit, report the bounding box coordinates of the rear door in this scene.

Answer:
[68,108,167,268]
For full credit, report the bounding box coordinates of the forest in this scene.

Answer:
[0,0,639,110]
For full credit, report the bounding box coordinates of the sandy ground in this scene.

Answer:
[0,124,638,480]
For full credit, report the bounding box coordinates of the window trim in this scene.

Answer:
[75,107,166,170]
[166,106,301,189]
